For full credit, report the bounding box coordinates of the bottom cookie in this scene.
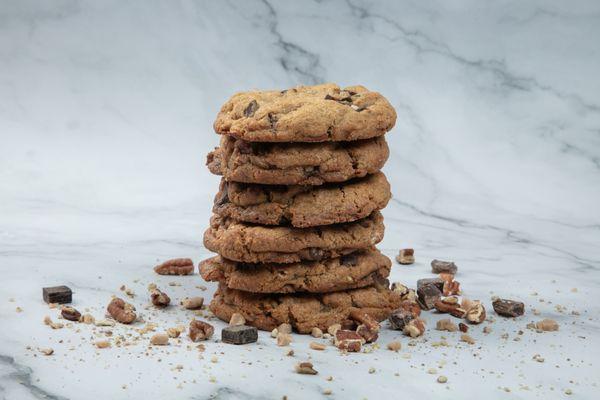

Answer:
[209,283,401,333]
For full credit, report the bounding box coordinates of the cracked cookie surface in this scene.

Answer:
[209,283,401,333]
[213,83,396,142]
[203,211,385,264]
[207,135,389,185]
[199,249,391,294]
[212,172,391,227]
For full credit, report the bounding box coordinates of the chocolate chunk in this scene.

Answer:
[308,248,325,260]
[221,325,258,345]
[235,140,253,154]
[417,278,444,291]
[417,284,442,310]
[42,286,72,304]
[340,253,358,266]
[243,100,259,117]
[214,184,229,206]
[492,298,525,317]
[389,309,414,331]
[431,259,457,274]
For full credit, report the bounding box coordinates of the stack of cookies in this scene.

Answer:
[200,83,401,334]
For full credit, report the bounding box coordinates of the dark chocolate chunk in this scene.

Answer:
[340,253,358,266]
[243,100,259,117]
[221,325,258,345]
[431,259,458,274]
[389,309,414,331]
[417,278,444,291]
[492,298,525,317]
[42,286,72,304]
[417,284,442,310]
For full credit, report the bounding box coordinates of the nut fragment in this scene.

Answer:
[95,340,111,349]
[437,375,448,383]
[461,334,475,344]
[107,297,136,324]
[82,313,95,324]
[350,310,379,343]
[309,342,326,351]
[150,333,169,346]
[334,330,363,352]
[465,302,486,324]
[404,318,426,337]
[181,296,204,310]
[311,327,323,338]
[458,322,468,333]
[40,348,54,356]
[295,362,318,375]
[389,309,414,331]
[61,306,81,322]
[154,258,194,275]
[167,326,184,338]
[229,313,246,326]
[397,300,421,317]
[277,323,292,335]
[387,341,401,352]
[327,324,341,336]
[492,298,525,317]
[396,248,415,265]
[436,318,458,332]
[95,319,115,327]
[535,319,559,332]
[189,319,214,342]
[277,333,292,346]
[150,289,171,307]
[391,282,417,303]
[439,273,461,296]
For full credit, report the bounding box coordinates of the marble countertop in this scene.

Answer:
[1,1,599,399]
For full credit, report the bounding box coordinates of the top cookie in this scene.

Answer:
[213,83,396,142]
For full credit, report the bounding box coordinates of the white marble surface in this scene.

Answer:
[1,0,599,399]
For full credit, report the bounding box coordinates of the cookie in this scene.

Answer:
[209,283,401,333]
[207,135,389,185]
[199,249,391,294]
[213,83,396,142]
[212,172,391,227]
[203,211,384,264]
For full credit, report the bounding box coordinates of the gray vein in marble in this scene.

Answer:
[391,198,600,272]
[344,0,600,113]
[260,0,325,84]
[0,355,69,400]
[203,387,270,400]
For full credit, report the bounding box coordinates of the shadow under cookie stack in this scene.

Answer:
[200,83,401,337]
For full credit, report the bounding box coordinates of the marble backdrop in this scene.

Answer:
[1,1,599,399]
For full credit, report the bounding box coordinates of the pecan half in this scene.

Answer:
[107,297,136,324]
[335,330,364,352]
[439,273,461,296]
[189,319,214,342]
[403,318,426,338]
[150,289,171,307]
[295,362,318,375]
[154,258,194,275]
[434,298,466,318]
[465,301,486,324]
[61,306,81,322]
